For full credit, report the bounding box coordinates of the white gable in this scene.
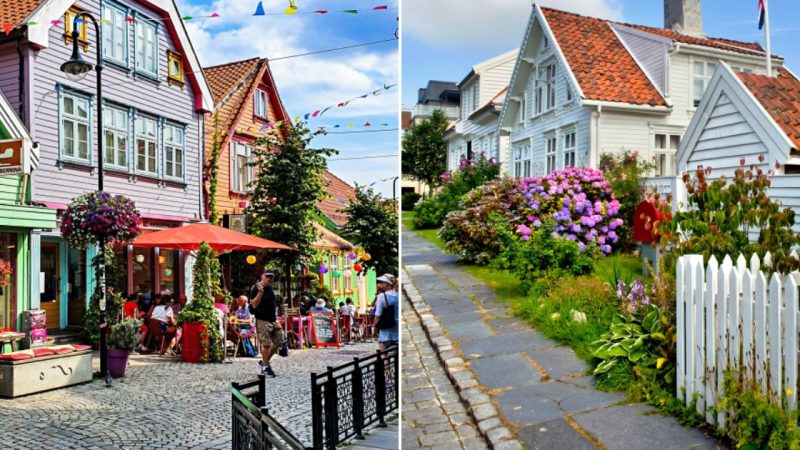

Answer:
[0,89,35,172]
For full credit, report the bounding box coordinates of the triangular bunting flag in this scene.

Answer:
[347,123,355,128]
[275,120,283,127]
[284,0,298,15]
[75,18,85,23]
[253,1,266,16]
[315,10,329,14]
[344,10,358,14]
[124,17,136,23]
[318,126,326,131]
[99,19,111,23]
[372,90,381,96]
[364,122,371,127]
[50,19,62,25]
[210,12,220,18]
[312,110,321,118]
[260,124,268,131]
[293,116,300,123]
[337,102,345,107]
[26,21,37,26]
[381,123,389,126]
[383,84,396,90]
[304,113,310,120]
[182,15,193,20]
[334,124,341,128]
[2,23,12,35]
[360,94,368,98]
[373,5,388,10]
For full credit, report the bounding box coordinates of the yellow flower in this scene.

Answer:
[656,357,667,369]
[787,388,794,396]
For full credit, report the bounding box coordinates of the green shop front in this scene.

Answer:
[0,107,58,331]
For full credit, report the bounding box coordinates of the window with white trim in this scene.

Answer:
[343,256,353,293]
[731,65,754,74]
[565,78,573,102]
[103,104,128,169]
[163,123,184,179]
[472,81,479,112]
[546,135,557,173]
[692,60,716,107]
[534,72,543,115]
[135,19,158,76]
[254,89,268,119]
[102,3,128,64]
[512,143,530,178]
[654,133,679,177]
[563,131,576,168]
[330,254,341,294]
[232,142,253,192]
[61,92,91,162]
[545,64,556,110]
[135,115,158,175]
[519,92,527,123]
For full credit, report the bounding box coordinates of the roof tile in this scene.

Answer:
[737,68,800,150]
[319,170,356,227]
[0,0,45,26]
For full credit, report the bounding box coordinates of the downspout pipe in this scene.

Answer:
[15,37,24,120]
[595,104,602,168]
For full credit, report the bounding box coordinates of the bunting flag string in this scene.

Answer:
[228,120,393,136]
[3,2,394,34]
[296,83,397,123]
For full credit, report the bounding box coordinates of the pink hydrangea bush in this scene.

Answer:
[516,167,623,255]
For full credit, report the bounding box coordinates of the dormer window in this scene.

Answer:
[692,60,716,107]
[254,89,268,119]
[167,50,184,87]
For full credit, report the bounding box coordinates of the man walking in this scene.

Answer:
[374,274,399,350]
[249,270,284,377]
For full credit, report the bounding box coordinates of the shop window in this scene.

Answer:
[167,50,184,87]
[67,248,87,328]
[64,8,89,51]
[0,233,17,330]
[158,249,179,295]
[132,248,153,298]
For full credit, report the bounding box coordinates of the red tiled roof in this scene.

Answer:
[626,24,764,57]
[204,57,261,106]
[319,170,356,227]
[0,0,45,26]
[541,7,667,106]
[737,68,800,150]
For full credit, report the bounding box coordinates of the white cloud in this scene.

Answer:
[402,0,623,47]
[176,0,398,118]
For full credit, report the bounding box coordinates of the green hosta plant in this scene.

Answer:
[110,318,142,351]
[592,304,676,387]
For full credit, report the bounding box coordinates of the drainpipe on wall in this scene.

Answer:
[15,38,23,121]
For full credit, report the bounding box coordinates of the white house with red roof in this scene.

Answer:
[444,49,517,172]
[499,0,783,179]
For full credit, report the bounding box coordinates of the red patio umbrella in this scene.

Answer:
[131,223,291,253]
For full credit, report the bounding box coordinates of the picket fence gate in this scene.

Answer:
[676,252,800,430]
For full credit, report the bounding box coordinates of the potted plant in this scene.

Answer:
[178,241,223,363]
[108,318,142,377]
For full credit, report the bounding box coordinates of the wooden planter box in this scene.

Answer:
[0,350,92,398]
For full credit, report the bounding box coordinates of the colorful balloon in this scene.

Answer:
[343,269,352,278]
[246,255,257,265]
[354,264,363,272]
[319,264,329,274]
[363,253,372,261]
[348,252,357,260]
[332,270,342,278]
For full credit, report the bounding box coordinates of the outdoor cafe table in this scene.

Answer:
[0,332,26,353]
[277,315,310,349]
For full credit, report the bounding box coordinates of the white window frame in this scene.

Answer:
[343,256,353,293]
[134,18,158,77]
[135,115,159,175]
[472,81,479,113]
[254,89,268,119]
[103,104,129,170]
[60,90,92,163]
[692,59,716,107]
[512,142,531,178]
[102,2,129,66]
[232,141,254,193]
[545,63,556,110]
[519,92,527,123]
[163,123,185,180]
[565,78,573,102]
[653,132,680,177]
[534,72,544,115]
[330,254,341,294]
[545,134,557,173]
[563,130,576,168]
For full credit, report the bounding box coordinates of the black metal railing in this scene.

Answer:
[232,376,309,450]
[310,346,399,450]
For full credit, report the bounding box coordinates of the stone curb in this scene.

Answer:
[402,269,523,450]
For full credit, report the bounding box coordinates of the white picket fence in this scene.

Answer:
[676,253,800,429]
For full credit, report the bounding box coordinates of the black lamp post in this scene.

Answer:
[60,13,111,387]
[391,176,399,201]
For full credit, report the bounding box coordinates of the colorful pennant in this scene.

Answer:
[253,1,266,16]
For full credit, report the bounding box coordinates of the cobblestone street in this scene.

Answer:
[0,343,379,449]
[402,294,488,450]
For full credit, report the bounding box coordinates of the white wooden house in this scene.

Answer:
[499,1,782,178]
[444,50,517,172]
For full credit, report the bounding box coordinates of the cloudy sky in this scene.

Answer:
[402,0,800,105]
[174,0,400,198]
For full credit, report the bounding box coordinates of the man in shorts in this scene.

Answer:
[249,270,284,377]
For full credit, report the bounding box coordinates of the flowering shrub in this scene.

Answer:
[659,159,800,274]
[61,191,141,249]
[616,279,650,314]
[599,151,655,251]
[440,177,527,264]
[412,155,500,229]
[0,259,11,287]
[516,167,623,255]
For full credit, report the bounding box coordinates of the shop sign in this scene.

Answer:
[225,214,247,233]
[0,139,22,175]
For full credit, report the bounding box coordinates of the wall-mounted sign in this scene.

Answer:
[225,214,247,233]
[0,139,22,175]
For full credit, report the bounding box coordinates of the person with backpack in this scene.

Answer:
[374,274,399,350]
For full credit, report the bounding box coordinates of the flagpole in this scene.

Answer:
[764,0,772,76]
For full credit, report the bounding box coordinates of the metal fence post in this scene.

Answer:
[311,373,323,450]
[323,368,338,450]
[260,406,270,449]
[257,374,266,407]
[375,349,387,427]
[231,382,239,448]
[352,356,365,440]
[392,346,399,408]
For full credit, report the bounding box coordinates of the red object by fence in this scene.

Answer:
[632,200,665,243]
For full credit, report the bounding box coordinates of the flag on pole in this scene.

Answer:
[758,0,766,29]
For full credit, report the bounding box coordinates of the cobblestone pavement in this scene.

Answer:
[402,294,488,450]
[403,225,719,450]
[0,342,381,449]
[343,417,399,449]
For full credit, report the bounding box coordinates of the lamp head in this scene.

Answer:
[60,32,93,81]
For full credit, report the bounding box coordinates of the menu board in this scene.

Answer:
[309,311,340,348]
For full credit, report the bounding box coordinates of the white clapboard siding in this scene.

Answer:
[676,253,800,431]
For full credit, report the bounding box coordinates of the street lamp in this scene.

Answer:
[61,13,111,387]
[391,176,399,201]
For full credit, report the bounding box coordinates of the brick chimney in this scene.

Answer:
[664,0,704,38]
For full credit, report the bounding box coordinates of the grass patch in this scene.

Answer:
[403,213,446,251]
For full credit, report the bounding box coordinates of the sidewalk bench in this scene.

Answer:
[0,345,93,398]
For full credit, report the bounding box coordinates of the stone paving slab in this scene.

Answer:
[402,226,719,450]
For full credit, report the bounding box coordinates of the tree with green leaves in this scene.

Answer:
[402,109,449,195]
[343,184,399,276]
[177,241,223,363]
[247,122,337,269]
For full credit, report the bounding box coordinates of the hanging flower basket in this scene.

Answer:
[0,258,11,287]
[60,191,142,249]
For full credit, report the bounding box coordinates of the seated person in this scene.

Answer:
[340,298,356,316]
[172,294,187,316]
[230,295,257,356]
[151,294,180,355]
[123,293,139,318]
[310,298,330,312]
[232,296,255,325]
[214,294,230,315]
